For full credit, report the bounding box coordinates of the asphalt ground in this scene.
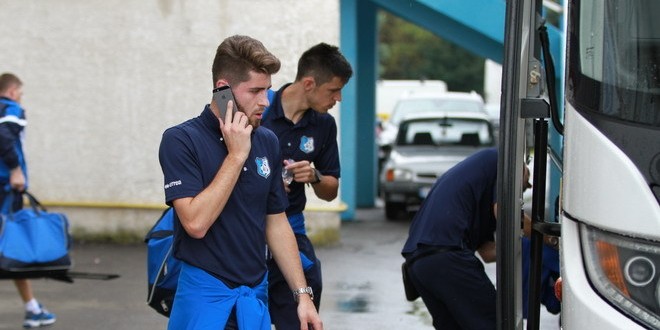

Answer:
[0,207,558,329]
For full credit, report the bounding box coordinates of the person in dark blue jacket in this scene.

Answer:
[261,42,352,330]
[158,36,322,330]
[401,148,531,330]
[0,73,57,328]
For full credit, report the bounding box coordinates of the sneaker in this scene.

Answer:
[23,305,56,328]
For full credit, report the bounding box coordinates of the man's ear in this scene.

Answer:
[8,86,20,100]
[302,77,316,91]
[215,79,230,89]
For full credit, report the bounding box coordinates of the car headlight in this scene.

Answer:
[581,224,660,328]
[384,168,412,182]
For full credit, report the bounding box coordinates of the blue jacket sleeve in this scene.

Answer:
[0,121,22,169]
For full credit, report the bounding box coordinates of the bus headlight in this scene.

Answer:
[625,256,655,287]
[581,224,660,329]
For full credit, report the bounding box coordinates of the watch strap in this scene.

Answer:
[292,286,314,302]
[311,169,322,184]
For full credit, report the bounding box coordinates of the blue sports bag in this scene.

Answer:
[0,191,72,272]
[145,207,181,317]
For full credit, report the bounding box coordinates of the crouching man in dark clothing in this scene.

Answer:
[401,147,531,330]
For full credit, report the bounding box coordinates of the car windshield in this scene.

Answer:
[396,117,493,147]
[390,98,483,125]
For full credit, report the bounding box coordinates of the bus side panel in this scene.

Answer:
[561,106,660,328]
[562,108,660,236]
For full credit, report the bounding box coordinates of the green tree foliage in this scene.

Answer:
[378,11,485,95]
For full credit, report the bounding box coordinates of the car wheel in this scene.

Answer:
[385,201,407,220]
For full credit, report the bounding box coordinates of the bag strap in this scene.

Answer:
[22,190,47,212]
[1,190,47,218]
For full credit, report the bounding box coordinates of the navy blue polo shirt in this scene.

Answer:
[402,148,498,255]
[158,105,288,288]
[261,84,340,215]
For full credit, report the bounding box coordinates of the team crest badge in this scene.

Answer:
[255,157,271,178]
[299,136,315,154]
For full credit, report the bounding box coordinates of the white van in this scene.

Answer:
[376,79,447,121]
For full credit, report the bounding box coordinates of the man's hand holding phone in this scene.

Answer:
[213,85,237,120]
[214,86,252,161]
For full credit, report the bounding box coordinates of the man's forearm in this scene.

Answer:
[266,213,308,290]
[173,154,245,238]
[311,175,338,201]
[477,241,497,263]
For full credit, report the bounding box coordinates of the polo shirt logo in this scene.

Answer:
[255,157,271,178]
[299,136,315,154]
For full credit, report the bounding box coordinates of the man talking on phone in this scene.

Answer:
[158,35,322,330]
[261,43,352,330]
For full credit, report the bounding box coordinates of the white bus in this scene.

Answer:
[559,0,660,328]
[499,0,660,329]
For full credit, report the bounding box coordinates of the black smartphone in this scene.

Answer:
[212,85,237,119]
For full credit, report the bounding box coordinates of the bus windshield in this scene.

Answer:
[574,0,660,127]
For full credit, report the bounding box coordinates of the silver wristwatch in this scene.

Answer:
[292,286,314,302]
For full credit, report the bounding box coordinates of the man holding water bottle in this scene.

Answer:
[261,43,352,330]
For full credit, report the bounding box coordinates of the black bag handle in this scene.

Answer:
[2,190,47,218]
[21,190,47,212]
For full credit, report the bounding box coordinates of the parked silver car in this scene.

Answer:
[377,91,487,150]
[379,112,496,219]
[377,91,488,177]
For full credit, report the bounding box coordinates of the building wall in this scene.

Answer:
[0,0,342,237]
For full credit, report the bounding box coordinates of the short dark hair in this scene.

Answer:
[211,35,281,87]
[295,43,353,85]
[0,73,22,94]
